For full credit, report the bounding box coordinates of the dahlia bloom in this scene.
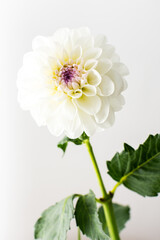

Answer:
[17,27,128,138]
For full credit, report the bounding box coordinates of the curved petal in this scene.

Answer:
[100,108,115,128]
[78,109,98,136]
[78,27,91,37]
[100,44,115,59]
[87,69,101,86]
[112,63,129,76]
[84,59,98,71]
[71,46,82,61]
[108,70,124,96]
[99,75,115,96]
[46,102,65,136]
[53,28,70,44]
[47,98,77,136]
[83,48,102,61]
[32,36,51,50]
[94,34,107,48]
[111,53,120,62]
[76,36,94,51]
[94,97,110,123]
[75,95,101,115]
[82,85,96,96]
[109,94,125,111]
[68,89,82,99]
[65,104,83,138]
[96,59,112,75]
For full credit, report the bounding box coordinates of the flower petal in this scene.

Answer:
[96,59,112,75]
[75,95,101,115]
[83,48,102,61]
[84,59,98,71]
[87,69,101,86]
[76,36,94,51]
[112,62,129,76]
[32,36,51,50]
[108,70,124,96]
[95,97,110,123]
[99,75,115,96]
[111,53,120,62]
[100,44,115,59]
[71,46,82,61]
[47,98,77,136]
[68,89,82,99]
[100,108,115,128]
[94,34,107,48]
[78,109,98,136]
[109,94,125,111]
[82,85,96,96]
[53,28,70,44]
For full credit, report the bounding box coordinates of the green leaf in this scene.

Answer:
[75,191,110,240]
[98,203,130,235]
[57,132,89,154]
[107,134,160,196]
[34,195,74,240]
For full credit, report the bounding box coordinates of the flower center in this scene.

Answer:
[57,64,81,90]
[60,64,79,84]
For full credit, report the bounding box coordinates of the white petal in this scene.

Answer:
[95,97,110,123]
[109,95,125,111]
[46,102,65,136]
[78,109,98,136]
[68,89,82,98]
[78,27,91,37]
[47,98,77,136]
[100,108,115,128]
[96,59,112,75]
[65,104,83,138]
[112,63,129,76]
[87,69,101,86]
[111,53,120,62]
[100,44,115,59]
[82,85,96,96]
[99,75,115,96]
[64,36,73,53]
[72,82,79,90]
[71,46,82,61]
[84,59,98,71]
[63,98,77,120]
[108,70,124,96]
[53,28,70,43]
[94,34,107,48]
[83,48,102,61]
[62,48,69,62]
[32,36,51,50]
[75,95,101,115]
[76,36,94,51]
[123,78,128,90]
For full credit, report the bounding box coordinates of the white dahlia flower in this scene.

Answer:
[17,27,128,138]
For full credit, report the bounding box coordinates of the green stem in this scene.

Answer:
[84,139,120,240]
[78,227,81,240]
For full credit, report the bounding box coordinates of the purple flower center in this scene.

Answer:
[60,64,79,84]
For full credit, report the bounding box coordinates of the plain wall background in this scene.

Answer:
[1,0,160,239]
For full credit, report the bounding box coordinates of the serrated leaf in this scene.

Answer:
[34,195,74,240]
[98,203,130,235]
[107,134,160,196]
[57,132,89,154]
[75,191,110,240]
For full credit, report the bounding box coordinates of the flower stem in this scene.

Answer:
[78,227,81,240]
[84,139,120,240]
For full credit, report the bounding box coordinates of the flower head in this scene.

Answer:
[17,27,128,138]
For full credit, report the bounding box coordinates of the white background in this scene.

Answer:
[1,0,160,239]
